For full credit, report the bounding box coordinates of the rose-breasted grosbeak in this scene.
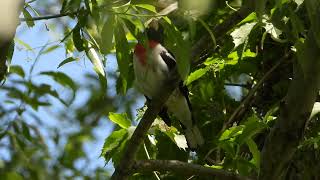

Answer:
[133,23,204,150]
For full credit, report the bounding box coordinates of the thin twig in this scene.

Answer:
[132,160,252,180]
[144,143,161,180]
[222,53,289,130]
[20,12,76,21]
[225,83,250,88]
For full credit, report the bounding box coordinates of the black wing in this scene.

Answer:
[160,51,176,71]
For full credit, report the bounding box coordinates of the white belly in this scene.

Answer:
[133,54,169,98]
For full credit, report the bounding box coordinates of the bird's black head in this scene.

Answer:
[146,21,164,43]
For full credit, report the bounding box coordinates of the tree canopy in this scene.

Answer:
[1,0,320,179]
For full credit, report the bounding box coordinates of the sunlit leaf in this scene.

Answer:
[101,129,128,163]
[230,22,256,49]
[135,4,157,13]
[87,45,106,77]
[237,115,267,145]
[186,68,208,85]
[42,45,60,54]
[14,38,32,51]
[108,112,131,129]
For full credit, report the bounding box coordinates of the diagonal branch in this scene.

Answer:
[111,71,181,180]
[133,160,253,180]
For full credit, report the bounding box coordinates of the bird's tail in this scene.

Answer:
[184,125,204,150]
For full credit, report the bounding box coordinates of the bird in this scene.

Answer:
[133,22,204,150]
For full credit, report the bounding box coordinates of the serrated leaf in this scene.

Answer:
[186,68,208,85]
[40,71,77,91]
[108,112,131,129]
[42,45,60,54]
[230,22,256,49]
[57,57,78,68]
[101,15,115,54]
[237,115,267,145]
[101,129,128,163]
[23,9,35,27]
[263,21,283,40]
[9,65,25,78]
[219,126,244,141]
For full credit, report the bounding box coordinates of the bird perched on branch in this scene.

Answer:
[133,21,204,150]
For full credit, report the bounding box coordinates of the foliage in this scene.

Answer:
[1,0,320,179]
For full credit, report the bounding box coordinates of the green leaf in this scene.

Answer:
[163,22,191,80]
[42,45,60,54]
[108,112,131,129]
[87,45,106,77]
[237,115,267,145]
[57,57,78,68]
[5,172,23,180]
[40,71,77,91]
[23,9,35,27]
[246,138,260,167]
[310,102,320,120]
[230,22,257,49]
[9,65,25,78]
[186,68,209,85]
[14,38,32,51]
[101,129,128,163]
[21,122,32,141]
[114,19,130,94]
[100,15,115,54]
[72,24,85,52]
[219,126,244,141]
[135,4,157,13]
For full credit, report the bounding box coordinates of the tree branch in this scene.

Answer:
[133,160,253,180]
[259,30,320,179]
[222,52,289,130]
[111,70,181,180]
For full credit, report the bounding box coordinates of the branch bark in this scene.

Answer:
[111,71,181,180]
[259,31,320,179]
[133,160,253,180]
